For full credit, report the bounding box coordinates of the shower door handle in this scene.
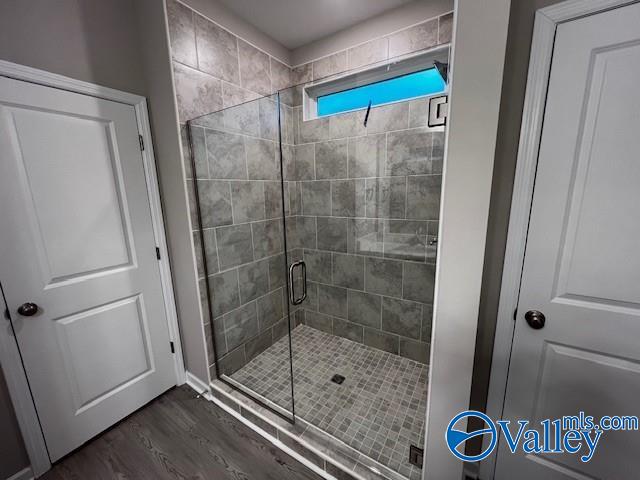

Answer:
[288,260,307,305]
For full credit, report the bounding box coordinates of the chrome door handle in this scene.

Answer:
[288,260,307,305]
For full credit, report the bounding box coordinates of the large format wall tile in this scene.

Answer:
[313,51,347,80]
[195,13,240,83]
[365,177,406,219]
[238,40,271,96]
[386,128,432,176]
[224,302,259,351]
[238,260,269,303]
[381,297,422,339]
[406,175,441,220]
[388,18,438,58]
[403,262,435,303]
[333,318,364,343]
[246,138,278,180]
[302,181,331,216]
[332,253,364,290]
[332,179,365,217]
[252,219,282,259]
[347,218,383,257]
[173,62,222,122]
[348,135,385,178]
[197,180,232,227]
[364,328,399,355]
[365,257,403,297]
[304,250,332,283]
[329,111,367,139]
[348,37,389,70]
[209,269,240,318]
[231,181,266,222]
[347,290,381,328]
[271,58,292,92]
[207,130,246,179]
[318,284,347,318]
[316,140,348,179]
[216,224,253,270]
[257,288,285,330]
[167,0,197,68]
[366,103,409,134]
[439,13,454,44]
[317,217,348,252]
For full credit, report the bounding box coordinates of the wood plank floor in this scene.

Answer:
[41,386,324,480]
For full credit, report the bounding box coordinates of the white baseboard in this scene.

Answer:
[184,371,211,398]
[6,467,33,480]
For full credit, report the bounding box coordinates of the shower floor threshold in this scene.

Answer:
[211,377,408,480]
[216,325,428,480]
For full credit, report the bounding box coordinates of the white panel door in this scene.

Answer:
[0,77,176,461]
[495,3,640,479]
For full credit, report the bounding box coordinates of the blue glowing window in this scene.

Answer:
[317,68,445,117]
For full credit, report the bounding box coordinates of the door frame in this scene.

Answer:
[481,0,638,478]
[0,59,186,477]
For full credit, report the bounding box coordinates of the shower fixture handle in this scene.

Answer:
[288,260,307,306]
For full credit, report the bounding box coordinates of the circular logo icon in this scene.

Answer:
[446,410,497,462]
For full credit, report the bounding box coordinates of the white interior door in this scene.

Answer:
[495,3,640,479]
[0,76,176,461]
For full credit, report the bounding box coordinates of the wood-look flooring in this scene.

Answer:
[41,386,323,480]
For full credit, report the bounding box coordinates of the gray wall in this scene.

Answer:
[0,1,154,476]
[0,0,145,95]
[0,364,29,479]
[469,0,564,442]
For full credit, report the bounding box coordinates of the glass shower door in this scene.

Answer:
[187,92,295,421]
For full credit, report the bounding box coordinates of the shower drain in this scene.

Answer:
[331,374,345,384]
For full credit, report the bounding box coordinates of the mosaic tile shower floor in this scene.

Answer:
[231,324,428,480]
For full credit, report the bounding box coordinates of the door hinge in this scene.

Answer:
[513,308,518,321]
[170,341,175,354]
[138,134,145,151]
[155,247,161,260]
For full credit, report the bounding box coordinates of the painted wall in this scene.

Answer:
[0,366,29,480]
[0,0,145,95]
[0,1,155,476]
[468,0,565,452]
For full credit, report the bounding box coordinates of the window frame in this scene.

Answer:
[302,45,450,121]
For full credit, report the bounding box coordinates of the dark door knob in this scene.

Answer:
[17,302,38,316]
[525,310,545,329]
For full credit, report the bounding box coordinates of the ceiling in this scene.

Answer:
[214,0,416,49]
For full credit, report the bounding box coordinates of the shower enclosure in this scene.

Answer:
[188,52,445,480]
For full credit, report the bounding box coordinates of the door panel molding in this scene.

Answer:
[0,59,185,477]
[481,1,639,478]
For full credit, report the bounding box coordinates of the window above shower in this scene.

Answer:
[302,46,449,121]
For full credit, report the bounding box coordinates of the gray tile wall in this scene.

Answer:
[166,0,452,373]
[185,96,302,377]
[284,97,443,364]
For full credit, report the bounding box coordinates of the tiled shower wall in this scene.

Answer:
[288,99,443,364]
[166,0,453,375]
